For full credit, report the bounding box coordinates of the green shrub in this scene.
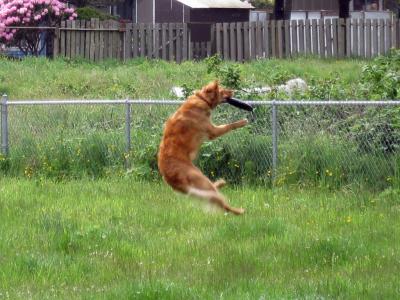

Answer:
[361,49,400,100]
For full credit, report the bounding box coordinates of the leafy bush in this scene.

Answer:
[204,54,242,89]
[361,49,400,100]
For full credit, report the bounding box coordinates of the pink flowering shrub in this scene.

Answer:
[0,0,76,55]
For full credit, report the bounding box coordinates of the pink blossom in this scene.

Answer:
[0,0,76,43]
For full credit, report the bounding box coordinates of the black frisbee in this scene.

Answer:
[226,97,253,112]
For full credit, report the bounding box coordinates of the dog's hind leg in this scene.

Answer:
[188,187,244,215]
[213,179,226,189]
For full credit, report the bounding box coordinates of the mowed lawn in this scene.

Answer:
[0,178,399,299]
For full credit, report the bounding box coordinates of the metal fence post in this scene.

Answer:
[125,99,131,169]
[271,100,278,184]
[1,94,9,157]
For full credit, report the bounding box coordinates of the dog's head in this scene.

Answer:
[196,80,233,109]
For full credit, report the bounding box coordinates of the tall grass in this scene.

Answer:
[0,56,399,190]
[0,56,364,100]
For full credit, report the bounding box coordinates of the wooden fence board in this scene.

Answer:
[83,20,89,59]
[79,20,85,58]
[250,22,256,59]
[312,19,318,55]
[53,27,60,58]
[305,19,311,55]
[223,23,229,59]
[372,19,378,56]
[291,20,297,56]
[256,21,263,58]
[176,23,182,62]
[230,22,236,60]
[298,20,304,54]
[338,19,345,57]
[379,19,385,55]
[264,21,270,58]
[346,18,351,57]
[206,41,212,57]
[124,23,132,60]
[237,22,243,62]
[146,23,152,58]
[326,19,333,58]
[216,23,222,55]
[391,19,397,49]
[243,22,250,60]
[102,20,108,59]
[99,21,104,60]
[359,19,365,58]
[182,23,188,61]
[95,19,100,61]
[319,19,325,57]
[332,18,338,57]
[141,23,147,58]
[153,23,159,59]
[284,20,290,57]
[366,19,371,58]
[90,19,96,60]
[385,19,390,53]
[66,20,72,58]
[60,21,65,56]
[270,20,276,57]
[352,19,358,56]
[397,19,400,48]
[71,20,77,59]
[161,23,167,60]
[277,20,283,58]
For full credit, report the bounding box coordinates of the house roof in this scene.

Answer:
[175,0,254,9]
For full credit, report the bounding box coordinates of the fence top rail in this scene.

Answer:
[3,99,400,106]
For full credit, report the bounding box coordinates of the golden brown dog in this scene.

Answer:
[157,80,248,215]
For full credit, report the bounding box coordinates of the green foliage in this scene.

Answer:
[204,54,243,89]
[361,49,400,100]
[218,64,242,89]
[197,132,273,185]
[205,54,223,74]
[278,132,397,190]
[349,107,400,154]
[76,7,117,21]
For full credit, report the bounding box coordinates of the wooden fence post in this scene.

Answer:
[53,27,60,58]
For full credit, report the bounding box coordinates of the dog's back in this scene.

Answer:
[158,96,209,192]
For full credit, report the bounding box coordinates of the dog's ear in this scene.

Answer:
[204,80,219,93]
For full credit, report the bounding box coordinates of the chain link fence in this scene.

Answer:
[2,95,400,190]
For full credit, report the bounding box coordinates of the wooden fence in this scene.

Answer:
[54,18,400,62]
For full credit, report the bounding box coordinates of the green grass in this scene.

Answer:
[0,56,363,100]
[0,178,399,299]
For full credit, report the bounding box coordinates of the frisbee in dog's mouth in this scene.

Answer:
[225,97,253,112]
